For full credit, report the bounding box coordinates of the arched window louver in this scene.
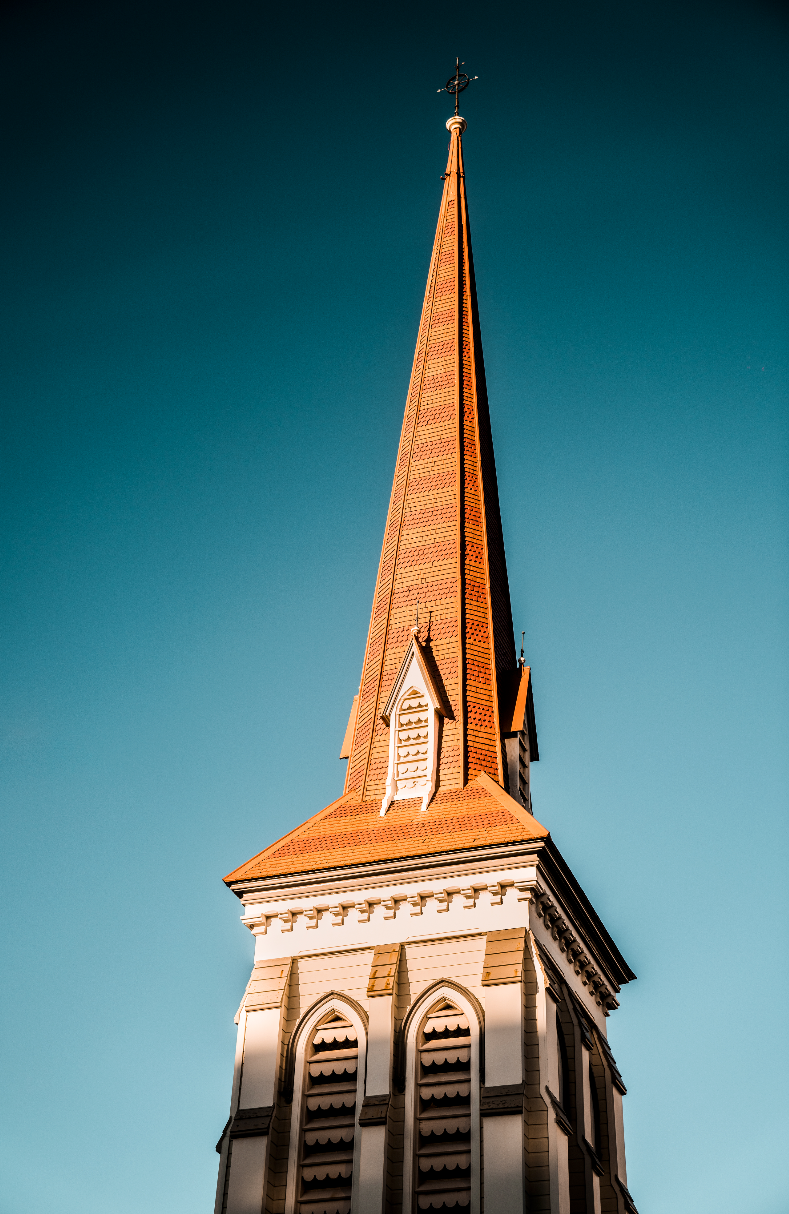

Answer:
[396,688,430,793]
[296,1011,359,1214]
[414,998,472,1210]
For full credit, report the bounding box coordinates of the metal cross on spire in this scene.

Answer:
[438,58,478,116]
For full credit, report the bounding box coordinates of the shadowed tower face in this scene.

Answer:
[216,106,636,1214]
[345,114,516,807]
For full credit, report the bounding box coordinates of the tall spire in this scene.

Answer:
[344,114,517,804]
[224,113,545,889]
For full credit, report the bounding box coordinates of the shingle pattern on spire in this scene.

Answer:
[345,122,516,806]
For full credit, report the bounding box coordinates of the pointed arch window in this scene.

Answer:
[403,988,481,1213]
[293,1009,360,1214]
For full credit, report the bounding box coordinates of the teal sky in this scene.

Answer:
[1,1,787,1211]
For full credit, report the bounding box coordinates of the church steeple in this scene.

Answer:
[216,103,636,1214]
[345,113,518,808]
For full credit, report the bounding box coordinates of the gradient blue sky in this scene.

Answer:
[1,1,787,1211]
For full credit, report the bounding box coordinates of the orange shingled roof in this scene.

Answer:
[342,117,518,805]
[224,772,549,885]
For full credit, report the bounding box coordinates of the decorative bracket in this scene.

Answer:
[240,913,268,936]
[533,890,619,1013]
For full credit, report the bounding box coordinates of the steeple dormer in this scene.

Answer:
[380,626,451,814]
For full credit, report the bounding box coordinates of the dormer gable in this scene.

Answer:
[380,631,449,816]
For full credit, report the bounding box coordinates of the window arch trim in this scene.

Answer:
[281,991,369,1102]
[395,978,485,1091]
[283,995,368,1214]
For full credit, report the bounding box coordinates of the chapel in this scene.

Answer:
[214,101,638,1214]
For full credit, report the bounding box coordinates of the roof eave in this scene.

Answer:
[540,836,636,986]
[225,833,552,901]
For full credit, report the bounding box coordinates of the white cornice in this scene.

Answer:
[231,858,624,1016]
[225,837,634,999]
[228,838,546,901]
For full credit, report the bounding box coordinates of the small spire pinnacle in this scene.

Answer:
[520,632,525,667]
[437,58,477,118]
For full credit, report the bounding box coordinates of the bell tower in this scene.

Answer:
[214,92,638,1214]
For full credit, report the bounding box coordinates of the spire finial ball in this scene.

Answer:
[446,116,467,136]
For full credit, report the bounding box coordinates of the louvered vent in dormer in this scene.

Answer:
[396,688,430,792]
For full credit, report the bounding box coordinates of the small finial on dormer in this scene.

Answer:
[520,631,525,668]
[412,601,420,638]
